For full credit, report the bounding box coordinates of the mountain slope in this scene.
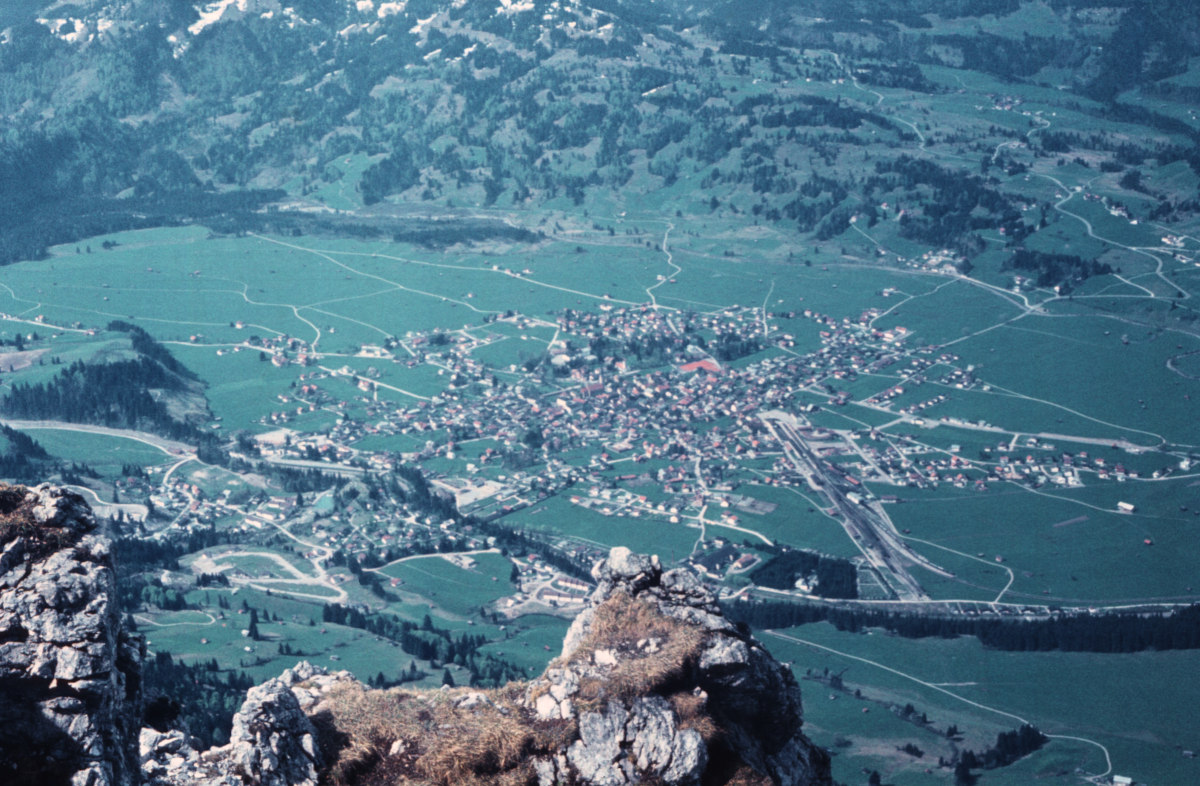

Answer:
[1,1,1198,278]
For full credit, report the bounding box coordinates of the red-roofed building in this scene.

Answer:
[679,359,721,375]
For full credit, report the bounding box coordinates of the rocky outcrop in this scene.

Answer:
[522,547,832,786]
[301,546,832,786]
[0,481,355,786]
[141,661,357,786]
[555,696,707,786]
[0,483,143,786]
[0,481,829,786]
[227,675,322,785]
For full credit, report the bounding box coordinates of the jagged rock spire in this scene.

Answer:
[0,484,143,786]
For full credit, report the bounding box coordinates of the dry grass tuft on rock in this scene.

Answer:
[313,681,572,786]
[0,483,89,562]
[564,592,705,707]
[311,594,711,786]
[282,547,833,786]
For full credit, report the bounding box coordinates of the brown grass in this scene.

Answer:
[668,691,718,744]
[564,593,706,708]
[313,682,572,786]
[0,484,83,561]
[309,595,739,785]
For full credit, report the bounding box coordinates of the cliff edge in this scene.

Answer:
[0,483,144,786]
[0,482,830,786]
[293,547,832,786]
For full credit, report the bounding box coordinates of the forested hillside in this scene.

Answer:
[1,0,1198,281]
[0,323,210,441]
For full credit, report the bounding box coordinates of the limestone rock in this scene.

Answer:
[227,677,323,786]
[559,696,706,785]
[0,483,143,786]
[627,696,706,783]
[534,547,832,786]
[271,660,361,716]
[568,701,630,786]
[143,662,352,786]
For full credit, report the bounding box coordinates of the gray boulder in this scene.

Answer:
[142,662,354,786]
[227,677,323,786]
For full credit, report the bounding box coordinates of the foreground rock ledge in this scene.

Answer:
[280,546,832,786]
[0,480,830,786]
[0,483,143,786]
[146,547,832,785]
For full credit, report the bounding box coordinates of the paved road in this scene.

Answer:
[65,484,149,522]
[4,419,195,455]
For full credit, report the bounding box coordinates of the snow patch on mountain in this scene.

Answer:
[35,15,119,44]
[188,0,283,36]
[375,1,407,19]
[497,0,535,15]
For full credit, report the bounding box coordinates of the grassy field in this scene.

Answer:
[476,613,571,674]
[763,622,1200,786]
[142,585,434,685]
[24,428,173,472]
[871,278,1026,347]
[879,483,1200,604]
[952,314,1200,444]
[727,483,863,559]
[307,153,384,210]
[375,552,516,619]
[170,343,308,427]
[501,495,698,564]
[144,557,535,688]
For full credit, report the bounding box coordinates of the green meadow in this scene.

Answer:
[877,483,1200,604]
[764,623,1200,786]
[25,429,173,472]
[476,613,571,675]
[375,552,516,619]
[727,483,864,560]
[503,495,698,563]
[142,586,450,688]
[952,316,1200,444]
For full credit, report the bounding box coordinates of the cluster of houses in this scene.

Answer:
[141,291,1178,576]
